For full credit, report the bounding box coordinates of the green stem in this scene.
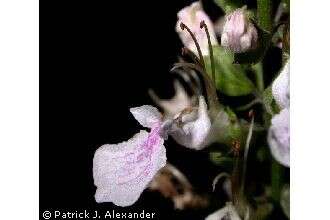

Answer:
[257,0,273,32]
[252,62,264,92]
[236,98,262,111]
[271,158,283,202]
[214,0,243,13]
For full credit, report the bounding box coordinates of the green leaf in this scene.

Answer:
[204,45,255,96]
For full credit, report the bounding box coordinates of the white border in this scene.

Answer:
[0,0,39,219]
[292,0,330,219]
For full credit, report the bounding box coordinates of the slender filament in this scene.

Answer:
[200,20,216,84]
[180,22,205,69]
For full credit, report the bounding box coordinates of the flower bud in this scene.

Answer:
[176,2,218,56]
[221,8,258,53]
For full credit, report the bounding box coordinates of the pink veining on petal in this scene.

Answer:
[113,124,162,185]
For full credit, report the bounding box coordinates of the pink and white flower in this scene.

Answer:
[176,2,218,56]
[93,106,167,206]
[93,96,212,206]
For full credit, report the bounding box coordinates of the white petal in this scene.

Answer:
[130,105,162,128]
[206,203,241,220]
[240,32,252,52]
[221,32,229,48]
[93,130,166,206]
[171,96,211,150]
[268,108,290,167]
[150,80,193,118]
[272,61,290,109]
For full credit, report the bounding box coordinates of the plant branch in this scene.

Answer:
[257,0,272,32]
[252,62,264,92]
[271,158,283,202]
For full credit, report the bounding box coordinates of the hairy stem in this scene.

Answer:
[214,0,243,13]
[252,62,264,92]
[257,0,273,32]
[236,99,262,111]
[271,158,283,202]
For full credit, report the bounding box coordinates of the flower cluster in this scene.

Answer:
[92,1,290,219]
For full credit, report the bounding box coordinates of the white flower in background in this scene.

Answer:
[272,61,290,109]
[206,202,241,220]
[268,61,290,167]
[268,108,290,167]
[221,8,258,53]
[170,96,211,150]
[176,2,218,56]
[93,106,167,206]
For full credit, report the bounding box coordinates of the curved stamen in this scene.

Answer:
[200,20,216,84]
[171,68,201,96]
[171,62,221,119]
[212,172,230,192]
[180,22,205,69]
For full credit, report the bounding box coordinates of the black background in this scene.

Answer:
[40,0,223,219]
[40,0,283,219]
